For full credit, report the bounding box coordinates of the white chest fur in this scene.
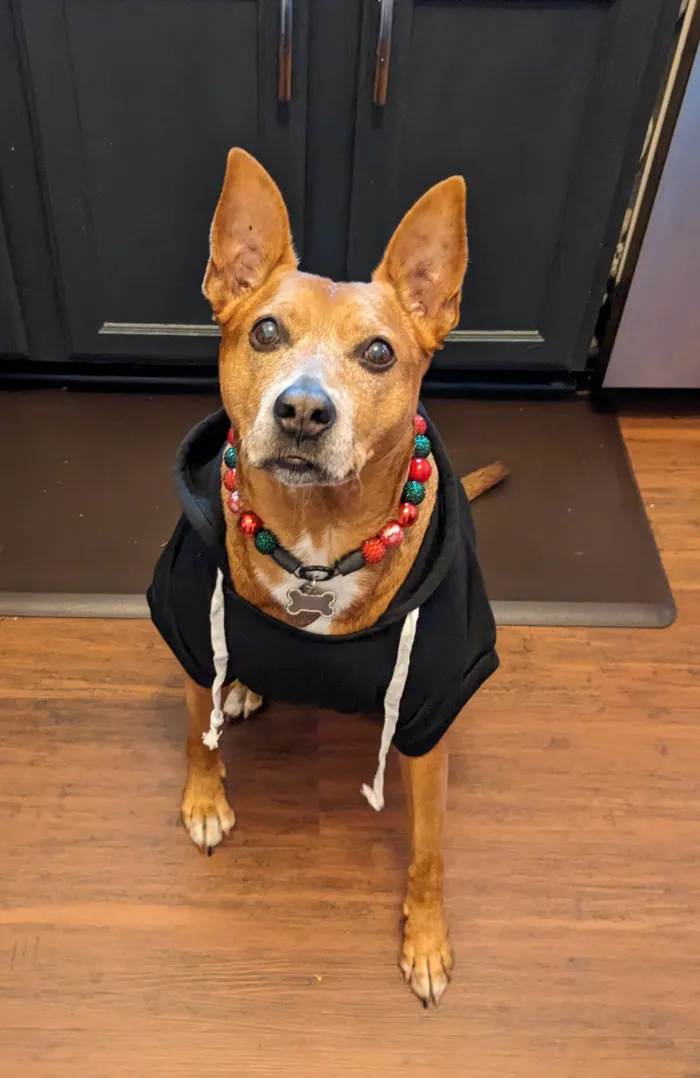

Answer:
[254,533,367,634]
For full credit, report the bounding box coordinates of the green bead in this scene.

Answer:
[402,480,426,505]
[254,529,278,555]
[414,434,431,458]
[224,445,237,468]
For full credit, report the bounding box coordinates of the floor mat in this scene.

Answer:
[0,390,674,627]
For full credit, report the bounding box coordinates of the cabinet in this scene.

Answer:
[347,0,679,372]
[1,0,679,381]
[0,210,27,357]
[13,0,308,360]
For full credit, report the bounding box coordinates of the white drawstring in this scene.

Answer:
[202,568,229,750]
[362,608,420,811]
[201,570,420,799]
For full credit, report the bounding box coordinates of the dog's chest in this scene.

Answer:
[254,534,366,635]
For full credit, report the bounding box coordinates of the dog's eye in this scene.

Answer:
[251,318,280,349]
[362,338,395,370]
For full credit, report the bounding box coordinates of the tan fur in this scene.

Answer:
[182,149,504,1004]
[222,437,439,632]
[399,738,452,1003]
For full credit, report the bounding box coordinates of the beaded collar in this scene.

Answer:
[222,415,433,620]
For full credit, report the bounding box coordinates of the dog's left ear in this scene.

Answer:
[373,177,467,350]
[203,148,297,322]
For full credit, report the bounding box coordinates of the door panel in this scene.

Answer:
[347,0,677,373]
[0,210,28,357]
[16,0,309,359]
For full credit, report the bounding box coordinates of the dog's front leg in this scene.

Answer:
[180,672,236,854]
[399,736,453,1005]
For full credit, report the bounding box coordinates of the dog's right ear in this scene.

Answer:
[202,148,297,323]
[373,176,467,352]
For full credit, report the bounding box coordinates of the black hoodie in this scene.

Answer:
[147,407,498,800]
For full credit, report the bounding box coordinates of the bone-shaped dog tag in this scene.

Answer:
[286,585,336,620]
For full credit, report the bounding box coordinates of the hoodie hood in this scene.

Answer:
[148,402,498,811]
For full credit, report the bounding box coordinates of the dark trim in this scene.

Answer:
[0,357,582,395]
[0,358,220,392]
[422,368,579,397]
[592,386,700,415]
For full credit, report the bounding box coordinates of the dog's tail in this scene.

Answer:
[461,461,509,502]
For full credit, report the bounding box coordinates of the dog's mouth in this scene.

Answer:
[259,454,346,487]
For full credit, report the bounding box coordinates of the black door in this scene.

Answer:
[15,0,309,360]
[0,210,28,357]
[346,0,676,376]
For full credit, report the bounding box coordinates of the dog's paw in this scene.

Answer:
[224,680,264,722]
[181,767,235,854]
[400,899,453,1006]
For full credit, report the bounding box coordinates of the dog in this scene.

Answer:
[148,149,505,1006]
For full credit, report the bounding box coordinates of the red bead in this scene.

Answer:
[227,429,236,445]
[362,537,387,564]
[223,468,237,491]
[414,414,427,436]
[409,457,432,483]
[398,502,419,527]
[378,521,404,548]
[227,491,241,514]
[238,511,262,536]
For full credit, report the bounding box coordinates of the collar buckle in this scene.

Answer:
[296,564,336,583]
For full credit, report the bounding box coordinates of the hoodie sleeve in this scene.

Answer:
[147,516,220,688]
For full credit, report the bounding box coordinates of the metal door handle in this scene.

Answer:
[278,0,293,102]
[373,0,394,106]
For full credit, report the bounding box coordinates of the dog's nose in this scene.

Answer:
[273,377,337,439]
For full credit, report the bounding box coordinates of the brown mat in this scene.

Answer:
[0,390,674,627]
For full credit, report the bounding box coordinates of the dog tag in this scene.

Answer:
[286,584,336,622]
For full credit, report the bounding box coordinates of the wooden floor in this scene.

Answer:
[1,413,699,1078]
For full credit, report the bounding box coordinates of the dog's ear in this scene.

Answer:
[373,177,467,350]
[203,148,297,322]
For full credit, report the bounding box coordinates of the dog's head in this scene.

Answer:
[203,149,467,487]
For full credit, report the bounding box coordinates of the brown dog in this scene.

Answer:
[152,149,503,1006]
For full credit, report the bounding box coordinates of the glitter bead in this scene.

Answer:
[224,445,237,469]
[414,434,431,458]
[379,521,404,548]
[414,415,427,436]
[227,491,241,514]
[227,429,236,445]
[254,529,278,555]
[398,502,419,527]
[223,469,237,492]
[239,511,262,536]
[362,537,387,564]
[409,457,432,483]
[402,480,426,505]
